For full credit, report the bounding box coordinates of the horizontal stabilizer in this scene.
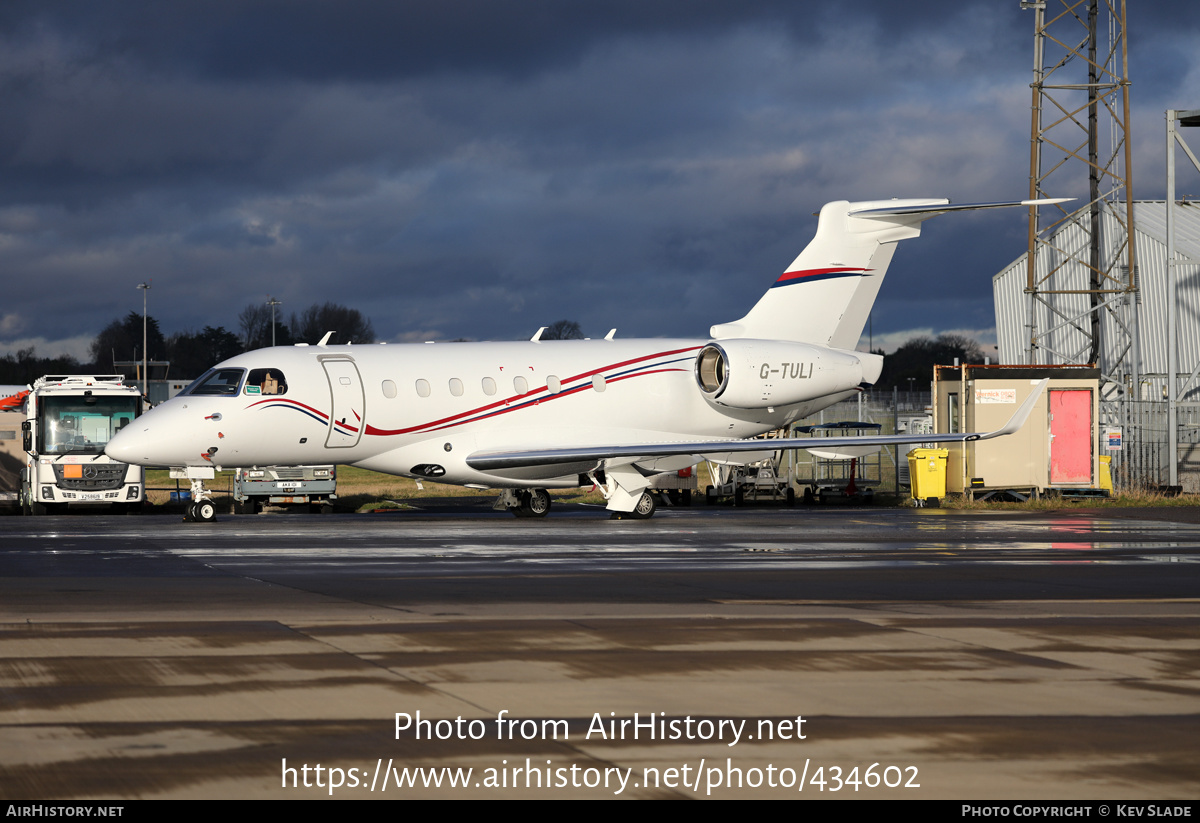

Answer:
[849,198,1072,218]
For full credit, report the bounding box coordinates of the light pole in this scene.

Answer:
[266,296,283,347]
[136,282,151,396]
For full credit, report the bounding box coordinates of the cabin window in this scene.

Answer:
[449,378,464,397]
[948,393,960,433]
[513,376,528,394]
[547,375,561,394]
[592,374,607,392]
[382,380,397,398]
[245,369,287,396]
[416,379,431,398]
[182,368,245,397]
[482,377,497,396]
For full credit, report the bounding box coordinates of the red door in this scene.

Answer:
[1050,390,1092,484]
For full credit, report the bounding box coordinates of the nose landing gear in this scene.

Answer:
[185,498,217,522]
[181,473,218,523]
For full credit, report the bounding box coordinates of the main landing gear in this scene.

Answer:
[609,491,657,520]
[494,477,659,520]
[495,488,552,518]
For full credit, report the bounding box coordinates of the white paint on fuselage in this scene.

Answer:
[107,338,855,488]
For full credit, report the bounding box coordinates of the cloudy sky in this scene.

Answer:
[2,1,1198,365]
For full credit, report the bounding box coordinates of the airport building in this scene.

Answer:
[992,200,1200,490]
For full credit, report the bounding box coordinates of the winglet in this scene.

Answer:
[977,379,1049,440]
[531,327,546,342]
[317,331,334,347]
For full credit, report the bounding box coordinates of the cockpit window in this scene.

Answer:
[244,369,287,396]
[181,368,245,397]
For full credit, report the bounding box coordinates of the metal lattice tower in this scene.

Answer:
[1022,0,1136,397]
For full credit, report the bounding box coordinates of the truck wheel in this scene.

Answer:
[681,489,692,507]
[705,485,716,505]
[786,487,796,507]
[734,486,744,506]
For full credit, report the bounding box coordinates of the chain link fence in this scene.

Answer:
[1107,401,1200,492]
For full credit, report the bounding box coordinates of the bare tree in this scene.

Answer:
[290,302,375,345]
[238,304,270,350]
[541,320,584,340]
[238,303,291,349]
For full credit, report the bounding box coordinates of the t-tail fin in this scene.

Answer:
[710,197,1070,349]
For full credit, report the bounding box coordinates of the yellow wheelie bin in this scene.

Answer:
[1099,455,1112,494]
[908,448,948,507]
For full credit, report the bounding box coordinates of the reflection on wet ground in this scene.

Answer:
[1,506,1198,799]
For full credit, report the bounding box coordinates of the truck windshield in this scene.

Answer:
[180,368,245,397]
[38,396,141,455]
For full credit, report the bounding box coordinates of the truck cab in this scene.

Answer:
[20,375,147,514]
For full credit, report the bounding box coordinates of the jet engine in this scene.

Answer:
[694,339,878,409]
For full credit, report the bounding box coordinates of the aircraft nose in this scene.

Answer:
[105,421,154,465]
[106,408,189,466]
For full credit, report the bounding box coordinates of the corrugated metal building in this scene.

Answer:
[993,201,1200,401]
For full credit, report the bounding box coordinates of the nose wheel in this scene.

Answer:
[185,500,217,522]
[182,477,218,522]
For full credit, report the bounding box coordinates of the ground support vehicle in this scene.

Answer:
[17,375,146,515]
[647,466,698,506]
[232,465,337,513]
[791,421,883,504]
[704,430,798,506]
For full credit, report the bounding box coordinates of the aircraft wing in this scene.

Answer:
[467,379,1048,472]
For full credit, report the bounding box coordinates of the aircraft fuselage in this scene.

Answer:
[108,338,856,489]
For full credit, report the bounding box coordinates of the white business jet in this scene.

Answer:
[106,197,1063,521]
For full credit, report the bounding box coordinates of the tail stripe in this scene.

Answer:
[772,266,872,288]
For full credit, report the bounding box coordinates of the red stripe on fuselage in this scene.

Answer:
[362,345,702,437]
[246,397,329,420]
[419,367,688,433]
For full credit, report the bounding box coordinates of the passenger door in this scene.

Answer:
[320,357,365,448]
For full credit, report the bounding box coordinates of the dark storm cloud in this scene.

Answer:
[0,1,1196,362]
[0,1,1002,83]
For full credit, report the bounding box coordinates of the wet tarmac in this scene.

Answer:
[1,503,1198,799]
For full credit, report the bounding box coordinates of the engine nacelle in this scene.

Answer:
[694,339,873,409]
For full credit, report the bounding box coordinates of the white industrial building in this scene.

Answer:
[993,200,1200,402]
